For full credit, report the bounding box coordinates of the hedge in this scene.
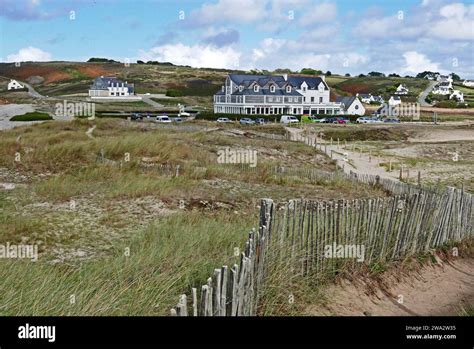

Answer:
[10,112,53,121]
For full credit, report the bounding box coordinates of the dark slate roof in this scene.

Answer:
[438,82,451,87]
[359,93,372,98]
[233,88,302,96]
[228,74,328,90]
[336,96,356,108]
[90,76,133,90]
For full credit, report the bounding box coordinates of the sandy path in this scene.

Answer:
[307,258,474,316]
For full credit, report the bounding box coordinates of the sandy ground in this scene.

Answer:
[408,128,474,143]
[307,258,474,316]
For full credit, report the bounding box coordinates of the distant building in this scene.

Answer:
[395,84,409,95]
[462,80,474,87]
[213,73,342,115]
[89,76,141,99]
[450,90,464,102]
[388,96,401,106]
[432,81,452,95]
[335,96,365,115]
[372,95,385,104]
[7,79,24,90]
[357,93,374,104]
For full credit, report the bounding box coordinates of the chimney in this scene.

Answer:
[283,74,288,81]
[320,75,325,82]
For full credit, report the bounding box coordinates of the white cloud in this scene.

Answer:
[190,0,267,25]
[138,43,241,69]
[430,3,474,40]
[299,2,337,26]
[400,51,439,75]
[6,46,52,62]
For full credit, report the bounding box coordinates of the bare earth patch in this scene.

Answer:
[307,258,474,316]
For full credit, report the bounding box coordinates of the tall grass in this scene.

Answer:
[0,211,254,315]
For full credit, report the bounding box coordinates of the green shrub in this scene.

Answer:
[166,89,184,97]
[10,112,52,122]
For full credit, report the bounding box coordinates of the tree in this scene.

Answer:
[136,60,145,64]
[416,71,439,79]
[326,70,332,76]
[450,73,461,81]
[358,74,366,78]
[368,71,385,77]
[388,73,400,77]
[300,68,323,75]
[345,73,351,77]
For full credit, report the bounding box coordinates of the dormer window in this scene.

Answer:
[286,86,291,93]
[239,85,243,92]
[254,85,259,92]
[270,85,276,93]
[221,86,225,92]
[302,86,307,92]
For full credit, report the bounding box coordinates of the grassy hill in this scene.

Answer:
[325,75,430,101]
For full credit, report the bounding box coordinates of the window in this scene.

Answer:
[286,86,291,93]
[239,86,243,92]
[302,87,307,92]
[222,86,225,92]
[355,105,359,110]
[270,85,276,93]
[111,92,115,96]
[268,97,273,102]
[319,97,323,103]
[311,97,315,102]
[276,97,280,102]
[288,97,292,102]
[254,85,259,92]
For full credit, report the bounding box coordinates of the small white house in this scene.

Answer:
[432,82,452,95]
[450,90,464,102]
[388,96,401,106]
[357,93,374,104]
[335,96,365,116]
[7,79,24,90]
[395,84,409,95]
[463,80,474,87]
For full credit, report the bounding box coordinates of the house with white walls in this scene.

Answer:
[388,96,401,106]
[462,80,474,87]
[357,93,374,104]
[335,96,365,115]
[395,84,409,95]
[7,79,24,90]
[450,90,464,102]
[432,82,452,95]
[213,74,342,115]
[89,76,141,100]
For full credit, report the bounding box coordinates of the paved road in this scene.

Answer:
[418,81,437,107]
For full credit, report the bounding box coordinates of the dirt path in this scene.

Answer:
[307,258,474,316]
[285,127,400,181]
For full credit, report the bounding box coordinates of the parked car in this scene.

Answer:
[371,117,383,123]
[173,117,183,123]
[255,118,268,125]
[240,118,256,125]
[131,113,144,121]
[333,117,350,124]
[313,117,328,123]
[156,115,172,123]
[356,116,373,124]
[145,112,152,119]
[280,115,299,124]
[179,112,191,117]
[325,117,337,123]
[301,115,318,123]
[217,117,232,123]
[384,118,400,123]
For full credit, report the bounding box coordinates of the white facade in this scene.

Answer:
[388,96,401,106]
[214,74,342,115]
[7,79,24,90]
[463,80,474,87]
[88,76,140,99]
[450,90,464,102]
[395,84,409,95]
[346,98,365,115]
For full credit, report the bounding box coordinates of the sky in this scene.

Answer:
[0,0,473,78]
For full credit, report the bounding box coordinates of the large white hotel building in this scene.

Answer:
[213,73,342,115]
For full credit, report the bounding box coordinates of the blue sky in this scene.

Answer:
[1,0,473,78]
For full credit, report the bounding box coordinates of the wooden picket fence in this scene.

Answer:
[172,182,474,316]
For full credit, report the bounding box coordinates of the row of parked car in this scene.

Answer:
[217,114,400,125]
[131,113,184,123]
